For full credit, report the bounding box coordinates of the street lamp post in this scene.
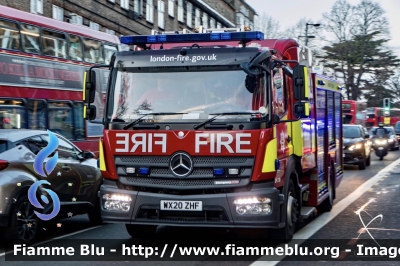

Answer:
[305,23,320,46]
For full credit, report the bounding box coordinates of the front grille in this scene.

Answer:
[150,168,214,175]
[115,155,254,189]
[118,156,169,164]
[126,177,215,186]
[193,157,248,164]
[136,206,229,223]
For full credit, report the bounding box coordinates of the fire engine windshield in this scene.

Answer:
[107,67,267,123]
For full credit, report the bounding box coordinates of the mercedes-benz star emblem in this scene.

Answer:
[169,152,193,177]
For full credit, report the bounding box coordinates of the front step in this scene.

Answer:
[301,206,316,219]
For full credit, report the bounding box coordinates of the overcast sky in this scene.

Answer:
[246,0,400,57]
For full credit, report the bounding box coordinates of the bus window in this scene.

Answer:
[20,23,40,54]
[104,43,117,64]
[73,102,85,140]
[0,20,20,50]
[48,102,74,140]
[27,99,47,130]
[82,38,104,64]
[42,29,67,58]
[68,34,83,61]
[0,99,26,129]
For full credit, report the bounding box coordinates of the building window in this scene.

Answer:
[134,0,143,14]
[52,5,64,21]
[105,29,115,35]
[236,13,244,27]
[202,12,208,28]
[186,2,192,28]
[195,8,200,28]
[30,0,43,14]
[210,17,215,28]
[249,22,254,30]
[121,0,129,10]
[168,0,174,17]
[146,0,154,23]
[89,21,100,31]
[177,0,183,22]
[240,5,249,17]
[70,14,83,25]
[217,22,221,29]
[158,0,165,29]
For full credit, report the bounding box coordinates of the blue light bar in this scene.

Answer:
[120,31,264,45]
[139,167,149,175]
[214,168,225,176]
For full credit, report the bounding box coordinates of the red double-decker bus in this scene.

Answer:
[366,107,400,129]
[0,5,120,155]
[342,100,367,126]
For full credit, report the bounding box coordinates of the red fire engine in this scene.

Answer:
[83,27,344,242]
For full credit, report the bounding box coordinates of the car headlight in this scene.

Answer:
[388,139,394,143]
[349,143,363,151]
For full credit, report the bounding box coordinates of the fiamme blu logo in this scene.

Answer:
[27,130,61,221]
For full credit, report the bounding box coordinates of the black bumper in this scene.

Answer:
[100,180,284,229]
[343,150,365,165]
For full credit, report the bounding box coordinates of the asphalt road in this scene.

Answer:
[1,149,400,266]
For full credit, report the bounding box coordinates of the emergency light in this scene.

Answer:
[120,31,264,45]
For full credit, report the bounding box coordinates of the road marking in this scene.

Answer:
[345,249,351,252]
[354,198,376,215]
[0,225,102,257]
[250,157,400,266]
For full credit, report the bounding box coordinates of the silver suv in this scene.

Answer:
[0,129,102,244]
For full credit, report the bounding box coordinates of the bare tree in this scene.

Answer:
[254,12,282,39]
[319,0,399,100]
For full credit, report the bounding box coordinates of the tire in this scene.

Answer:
[4,196,39,244]
[379,156,383,160]
[358,158,366,170]
[88,196,103,225]
[366,155,371,166]
[125,224,157,238]
[317,167,334,213]
[269,179,299,242]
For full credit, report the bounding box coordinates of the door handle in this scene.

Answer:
[62,166,71,171]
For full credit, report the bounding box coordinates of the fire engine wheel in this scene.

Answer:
[269,179,299,242]
[125,224,157,238]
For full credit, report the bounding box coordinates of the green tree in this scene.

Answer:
[319,0,399,100]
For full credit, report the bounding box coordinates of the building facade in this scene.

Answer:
[0,0,256,37]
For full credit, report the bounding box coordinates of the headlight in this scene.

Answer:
[349,143,363,151]
[102,194,132,212]
[233,197,272,215]
[375,140,387,145]
[388,139,394,143]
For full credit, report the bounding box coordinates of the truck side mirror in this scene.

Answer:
[83,70,97,104]
[293,65,309,101]
[245,75,256,93]
[84,105,97,120]
[294,102,310,119]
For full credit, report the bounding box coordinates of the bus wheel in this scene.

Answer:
[269,179,298,242]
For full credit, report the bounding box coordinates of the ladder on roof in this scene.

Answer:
[151,25,253,35]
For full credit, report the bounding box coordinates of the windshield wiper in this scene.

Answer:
[123,112,187,130]
[193,112,259,130]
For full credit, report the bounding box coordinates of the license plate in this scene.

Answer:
[160,200,202,211]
